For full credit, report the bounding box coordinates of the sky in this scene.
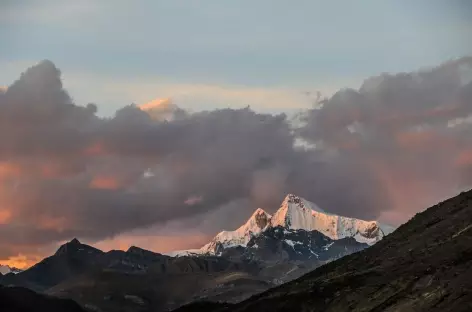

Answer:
[1,0,471,115]
[0,1,472,269]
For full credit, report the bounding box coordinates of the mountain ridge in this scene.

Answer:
[0,194,394,312]
[175,189,472,312]
[0,265,22,275]
[0,195,382,311]
[193,194,394,256]
[200,208,273,255]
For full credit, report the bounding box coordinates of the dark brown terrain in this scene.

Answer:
[175,189,472,312]
[3,189,472,311]
[1,220,365,311]
[0,241,265,311]
[8,188,472,312]
[0,285,85,312]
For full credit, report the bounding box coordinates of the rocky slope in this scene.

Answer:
[221,226,368,264]
[0,239,264,311]
[0,228,370,311]
[0,238,258,288]
[176,189,472,312]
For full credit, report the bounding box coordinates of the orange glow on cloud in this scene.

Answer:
[138,98,172,111]
[0,233,211,270]
[0,161,74,180]
[394,130,453,151]
[369,159,447,225]
[84,141,106,156]
[93,233,210,254]
[0,254,42,270]
[395,131,435,148]
[0,210,12,224]
[89,176,122,190]
[455,149,472,167]
[39,163,69,179]
[0,162,22,178]
[373,168,421,224]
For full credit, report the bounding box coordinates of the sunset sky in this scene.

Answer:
[1,1,472,269]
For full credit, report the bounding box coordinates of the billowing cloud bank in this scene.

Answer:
[1,57,471,267]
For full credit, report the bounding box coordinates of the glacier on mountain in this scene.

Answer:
[272,194,393,245]
[173,194,395,256]
[200,208,272,254]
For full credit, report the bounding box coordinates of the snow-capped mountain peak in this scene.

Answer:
[283,194,326,213]
[272,194,391,245]
[200,208,272,254]
[0,264,22,275]
[173,194,395,256]
[271,194,327,230]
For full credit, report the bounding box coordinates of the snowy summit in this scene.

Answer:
[200,208,272,254]
[272,194,394,245]
[171,194,395,256]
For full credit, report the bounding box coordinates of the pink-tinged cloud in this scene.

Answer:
[184,195,204,206]
[0,210,12,224]
[83,141,107,157]
[0,254,43,270]
[92,233,210,254]
[138,98,186,121]
[0,57,471,268]
[455,149,472,167]
[89,175,123,190]
[138,98,172,111]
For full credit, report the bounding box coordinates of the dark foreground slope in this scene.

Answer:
[0,285,85,312]
[177,190,472,312]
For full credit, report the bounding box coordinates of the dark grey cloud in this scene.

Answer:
[0,61,306,257]
[298,56,472,223]
[1,57,472,262]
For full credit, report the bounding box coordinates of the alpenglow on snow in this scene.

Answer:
[171,194,395,256]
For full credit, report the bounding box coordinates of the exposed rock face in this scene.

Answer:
[221,226,367,263]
